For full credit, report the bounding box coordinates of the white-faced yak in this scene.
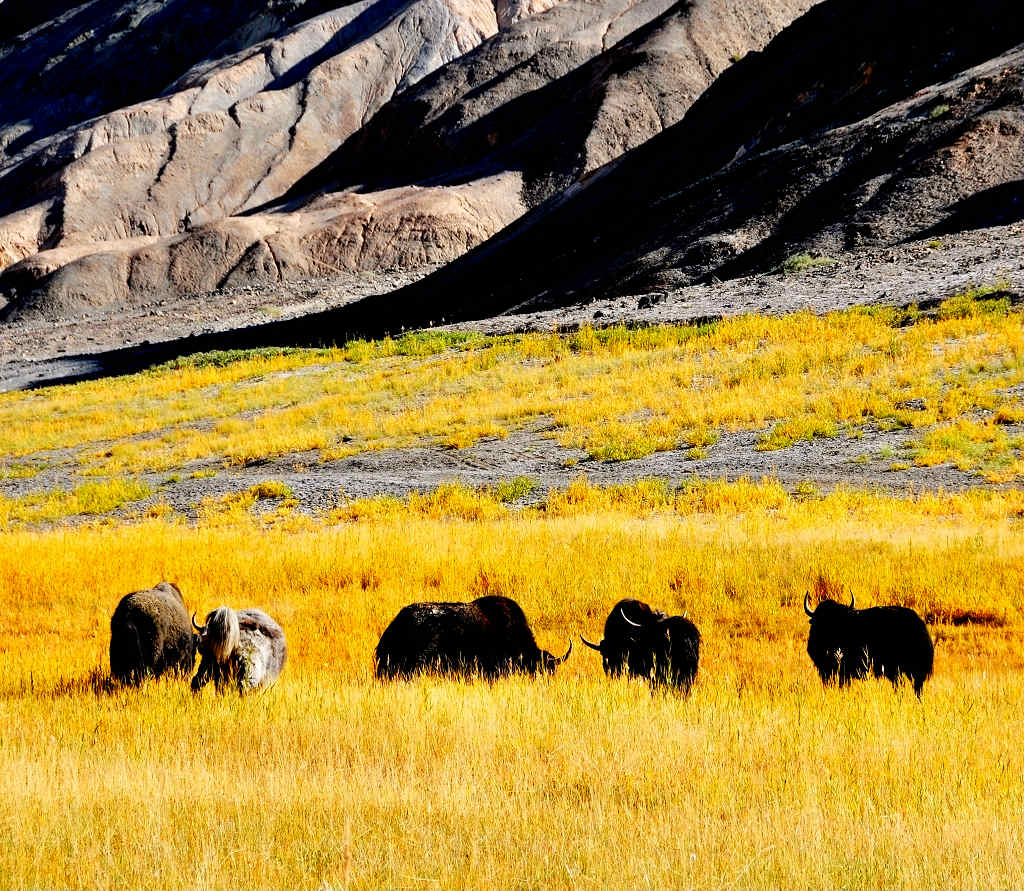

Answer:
[581,598,700,693]
[375,595,572,679]
[109,581,197,684]
[191,606,287,693]
[804,593,934,696]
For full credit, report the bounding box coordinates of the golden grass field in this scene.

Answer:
[2,291,1024,888]
[3,480,1024,889]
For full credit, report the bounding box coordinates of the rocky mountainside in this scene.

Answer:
[0,0,498,310]
[350,0,1024,327]
[0,0,812,321]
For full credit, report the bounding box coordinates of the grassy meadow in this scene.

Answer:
[2,290,1024,888]
[1,285,1023,506]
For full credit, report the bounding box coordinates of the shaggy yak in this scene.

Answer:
[109,581,197,684]
[375,595,572,679]
[804,593,934,696]
[191,607,287,693]
[581,598,700,692]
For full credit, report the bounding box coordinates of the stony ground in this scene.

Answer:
[148,421,1018,514]
[1,220,1019,513]
[2,417,1014,527]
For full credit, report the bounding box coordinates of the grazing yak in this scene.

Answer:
[109,581,197,684]
[804,593,934,696]
[375,595,572,679]
[581,598,700,693]
[191,606,287,693]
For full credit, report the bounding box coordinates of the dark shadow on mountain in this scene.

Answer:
[261,0,417,94]
[705,119,980,283]
[316,0,1024,320]
[912,180,1024,241]
[0,0,363,158]
[0,0,83,42]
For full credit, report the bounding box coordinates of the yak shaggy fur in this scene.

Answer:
[375,595,571,679]
[582,598,700,693]
[805,596,934,696]
[192,607,287,694]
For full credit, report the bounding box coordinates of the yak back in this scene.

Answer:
[375,595,543,679]
[854,605,934,680]
[236,608,286,642]
[109,581,195,684]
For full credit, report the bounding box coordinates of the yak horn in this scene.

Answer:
[803,592,814,617]
[580,634,602,652]
[554,640,573,664]
[191,611,204,633]
[620,607,643,627]
[849,592,856,609]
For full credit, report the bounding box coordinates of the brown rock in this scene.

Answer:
[0,0,498,270]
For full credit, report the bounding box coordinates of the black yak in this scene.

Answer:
[191,606,287,693]
[804,593,934,696]
[581,598,700,693]
[375,595,572,679]
[109,581,197,684]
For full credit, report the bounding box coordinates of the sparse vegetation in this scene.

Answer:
[0,461,46,481]
[0,477,152,525]
[494,475,539,503]
[779,252,839,273]
[936,280,1013,319]
[197,480,296,520]
[1,290,1022,492]
[159,347,316,370]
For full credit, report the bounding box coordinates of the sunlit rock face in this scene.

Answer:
[0,0,815,320]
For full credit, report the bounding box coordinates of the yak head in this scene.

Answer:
[804,591,856,624]
[192,606,239,664]
[804,592,859,683]
[537,640,574,674]
[582,605,671,676]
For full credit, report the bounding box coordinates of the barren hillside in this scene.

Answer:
[348,0,1024,327]
[0,0,1021,386]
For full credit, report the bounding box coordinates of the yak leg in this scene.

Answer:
[212,661,234,693]
[191,656,213,693]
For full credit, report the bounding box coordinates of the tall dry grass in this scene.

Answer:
[2,484,1024,888]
